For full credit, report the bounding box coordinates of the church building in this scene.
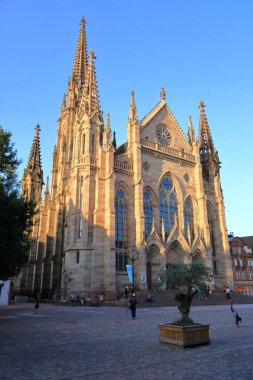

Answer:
[16,17,233,300]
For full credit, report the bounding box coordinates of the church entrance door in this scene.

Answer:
[146,245,162,290]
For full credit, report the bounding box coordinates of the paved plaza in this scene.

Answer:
[0,302,253,380]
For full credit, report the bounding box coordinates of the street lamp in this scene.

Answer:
[126,248,139,293]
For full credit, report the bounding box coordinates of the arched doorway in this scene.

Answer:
[146,245,162,290]
[166,240,184,265]
[192,249,202,262]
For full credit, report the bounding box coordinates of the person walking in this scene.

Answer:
[129,294,137,319]
[124,285,128,299]
[225,286,231,300]
[230,300,242,327]
[34,293,40,314]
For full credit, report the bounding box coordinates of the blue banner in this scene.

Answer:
[126,265,133,283]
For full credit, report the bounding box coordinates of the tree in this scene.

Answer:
[0,126,35,279]
[154,259,209,326]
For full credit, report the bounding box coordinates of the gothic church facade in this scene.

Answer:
[17,18,233,300]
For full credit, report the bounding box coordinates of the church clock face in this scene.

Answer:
[156,125,172,146]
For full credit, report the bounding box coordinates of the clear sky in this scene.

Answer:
[0,0,252,237]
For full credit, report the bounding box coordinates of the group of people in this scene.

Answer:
[34,284,243,327]
[69,293,91,306]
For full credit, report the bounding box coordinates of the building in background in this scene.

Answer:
[13,18,233,301]
[229,235,253,295]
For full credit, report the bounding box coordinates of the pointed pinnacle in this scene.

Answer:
[27,124,42,170]
[45,176,49,194]
[160,87,166,101]
[199,100,205,110]
[130,90,136,107]
[129,90,138,121]
[188,115,195,144]
[106,113,111,131]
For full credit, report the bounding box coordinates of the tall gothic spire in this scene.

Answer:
[72,17,88,87]
[198,100,214,153]
[79,49,101,117]
[27,124,42,172]
[128,90,138,121]
[188,115,195,145]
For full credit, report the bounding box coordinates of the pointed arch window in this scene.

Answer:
[184,197,195,244]
[144,190,153,238]
[62,140,66,162]
[208,208,217,274]
[115,187,128,271]
[82,134,85,154]
[69,139,73,161]
[91,134,95,155]
[115,188,128,249]
[159,176,178,239]
[78,176,84,238]
[169,192,178,230]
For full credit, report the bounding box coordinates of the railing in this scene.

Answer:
[77,157,97,166]
[114,160,133,172]
[140,139,195,163]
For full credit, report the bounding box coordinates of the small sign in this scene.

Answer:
[140,275,146,284]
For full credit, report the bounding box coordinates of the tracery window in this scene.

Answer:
[78,176,84,238]
[159,176,178,239]
[184,197,195,244]
[208,208,217,274]
[115,187,128,271]
[91,134,95,155]
[82,134,85,154]
[144,190,153,238]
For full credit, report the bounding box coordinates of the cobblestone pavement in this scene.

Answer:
[0,302,253,380]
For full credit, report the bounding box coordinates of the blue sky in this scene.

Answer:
[0,0,252,237]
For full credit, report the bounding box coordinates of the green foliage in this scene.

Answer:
[0,126,35,279]
[0,126,21,194]
[155,259,209,325]
[161,260,209,292]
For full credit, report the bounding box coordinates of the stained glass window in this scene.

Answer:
[115,188,128,249]
[144,191,153,238]
[159,176,178,239]
[184,198,194,244]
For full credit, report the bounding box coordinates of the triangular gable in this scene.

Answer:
[140,100,192,151]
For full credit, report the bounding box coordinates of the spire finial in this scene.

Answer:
[188,115,195,145]
[199,100,205,110]
[160,87,166,101]
[129,90,138,121]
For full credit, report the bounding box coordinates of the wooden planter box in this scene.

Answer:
[159,323,210,347]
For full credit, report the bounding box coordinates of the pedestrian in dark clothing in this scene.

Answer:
[124,285,128,299]
[131,283,135,295]
[129,294,137,319]
[230,300,242,327]
[34,294,40,314]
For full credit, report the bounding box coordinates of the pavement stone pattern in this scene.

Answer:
[0,302,253,380]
